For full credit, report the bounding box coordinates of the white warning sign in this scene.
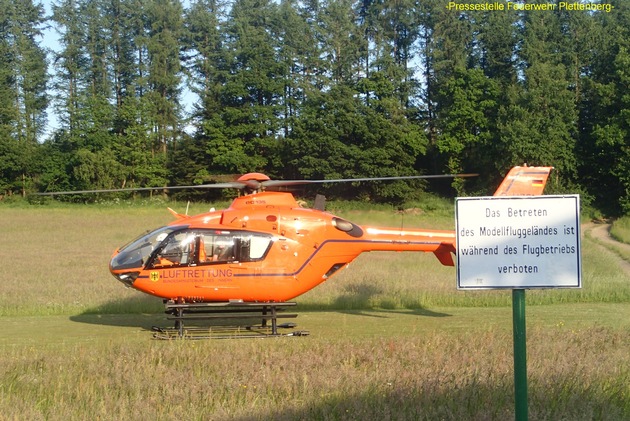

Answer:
[456,195,581,289]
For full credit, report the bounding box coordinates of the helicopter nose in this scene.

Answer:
[109,226,175,288]
[110,251,141,287]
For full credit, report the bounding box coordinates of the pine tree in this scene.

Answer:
[427,6,500,192]
[105,0,164,190]
[0,0,48,196]
[105,0,140,127]
[581,0,630,213]
[82,0,115,150]
[51,0,85,136]
[173,0,229,191]
[184,0,227,127]
[0,0,17,152]
[318,0,363,85]
[201,0,283,174]
[496,6,578,190]
[145,0,184,158]
[273,0,320,139]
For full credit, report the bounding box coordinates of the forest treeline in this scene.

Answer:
[1,0,629,213]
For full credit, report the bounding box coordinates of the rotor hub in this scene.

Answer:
[237,173,271,183]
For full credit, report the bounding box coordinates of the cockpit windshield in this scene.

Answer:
[110,226,182,271]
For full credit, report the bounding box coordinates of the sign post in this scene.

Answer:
[455,195,581,421]
[512,289,527,421]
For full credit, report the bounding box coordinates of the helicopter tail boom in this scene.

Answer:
[347,165,553,267]
[358,227,456,266]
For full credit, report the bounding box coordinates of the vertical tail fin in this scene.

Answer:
[494,166,553,196]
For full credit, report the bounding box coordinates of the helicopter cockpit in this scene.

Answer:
[110,227,274,285]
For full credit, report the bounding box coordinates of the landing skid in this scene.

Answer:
[152,301,310,339]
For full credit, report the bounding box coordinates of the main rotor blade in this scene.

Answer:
[34,173,478,195]
[34,182,245,196]
[261,173,479,188]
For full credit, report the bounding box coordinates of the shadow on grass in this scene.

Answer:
[69,281,450,331]
[298,281,452,318]
[69,295,165,330]
[296,304,451,319]
[69,312,164,331]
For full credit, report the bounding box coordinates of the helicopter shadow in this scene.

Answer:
[69,295,166,331]
[297,282,452,319]
[69,282,450,331]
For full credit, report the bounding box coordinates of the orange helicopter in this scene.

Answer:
[104,165,552,304]
[42,165,552,337]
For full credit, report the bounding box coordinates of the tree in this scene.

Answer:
[112,93,169,190]
[51,0,85,136]
[424,6,499,192]
[0,0,17,195]
[434,66,498,193]
[273,0,321,138]
[591,74,630,211]
[576,1,630,214]
[496,62,577,179]
[495,6,578,191]
[1,0,626,210]
[199,0,283,174]
[106,0,142,114]
[145,0,184,159]
[419,2,474,178]
[477,8,519,88]
[318,0,363,86]
[183,0,228,128]
[359,0,417,107]
[0,0,48,196]
[284,83,426,203]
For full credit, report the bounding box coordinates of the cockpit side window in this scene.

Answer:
[197,231,274,264]
[198,234,235,263]
[147,229,273,268]
[240,233,273,261]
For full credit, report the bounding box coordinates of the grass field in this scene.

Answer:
[611,216,630,244]
[0,203,628,420]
